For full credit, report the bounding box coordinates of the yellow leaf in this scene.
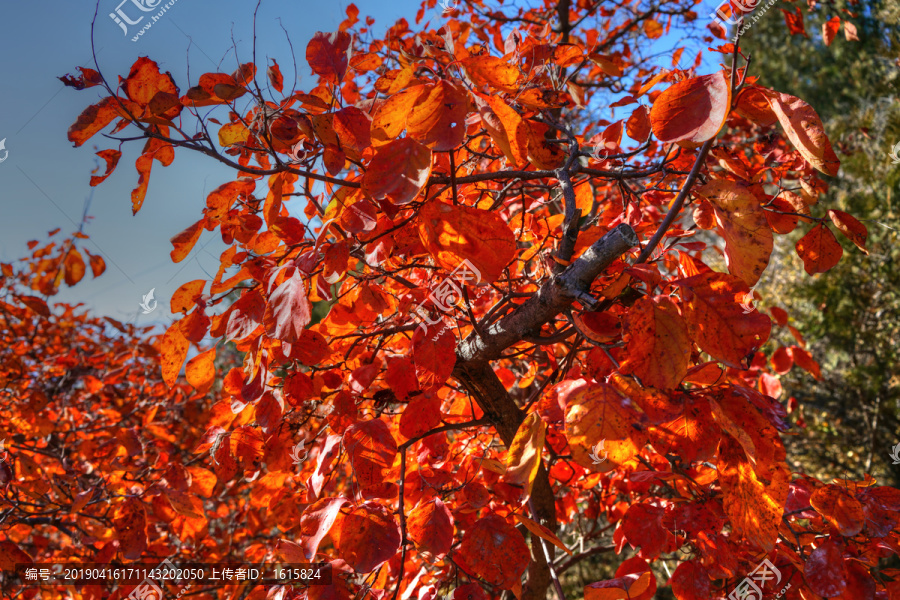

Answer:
[514,513,573,555]
[503,413,546,498]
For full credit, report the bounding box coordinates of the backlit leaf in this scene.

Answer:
[456,514,530,589]
[503,412,546,498]
[766,90,840,176]
[697,179,774,287]
[361,137,432,205]
[650,71,731,146]
[418,200,517,284]
[796,224,843,274]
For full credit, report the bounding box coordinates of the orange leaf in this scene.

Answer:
[514,513,573,555]
[131,153,154,214]
[63,247,86,287]
[462,55,521,93]
[417,200,517,284]
[171,280,205,314]
[717,433,789,551]
[124,57,180,110]
[697,179,774,287]
[650,71,730,146]
[219,122,251,147]
[275,539,307,563]
[160,320,190,388]
[796,224,843,274]
[170,219,204,263]
[67,97,125,147]
[476,93,527,167]
[503,413,546,498]
[585,572,654,600]
[456,514,530,589]
[827,209,868,254]
[564,382,649,472]
[844,21,859,41]
[361,137,432,205]
[406,79,468,151]
[766,91,840,176]
[674,272,772,367]
[643,19,663,39]
[84,249,106,278]
[620,296,691,390]
[371,85,427,146]
[185,348,216,394]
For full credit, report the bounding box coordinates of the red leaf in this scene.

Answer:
[810,485,865,537]
[413,325,456,393]
[268,59,284,93]
[299,497,351,560]
[264,268,312,343]
[113,498,147,560]
[823,16,841,46]
[621,503,675,559]
[804,540,848,597]
[669,560,711,600]
[796,224,843,274]
[674,272,772,367]
[90,149,122,186]
[333,502,401,572]
[306,31,352,82]
[827,209,868,254]
[456,514,530,589]
[649,71,730,146]
[407,497,454,557]
[620,296,691,390]
[343,419,398,491]
[361,137,432,205]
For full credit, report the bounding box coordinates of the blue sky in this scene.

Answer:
[0,0,723,329]
[0,0,421,328]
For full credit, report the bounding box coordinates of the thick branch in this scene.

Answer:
[456,223,638,363]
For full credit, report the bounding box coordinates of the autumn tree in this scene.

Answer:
[3,0,900,599]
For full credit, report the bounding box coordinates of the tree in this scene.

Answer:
[739,0,900,478]
[2,0,899,599]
